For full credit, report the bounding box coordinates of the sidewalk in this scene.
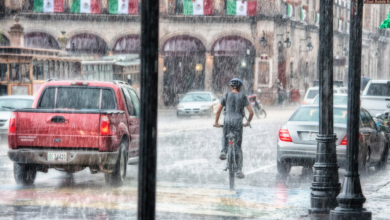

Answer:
[298,165,390,220]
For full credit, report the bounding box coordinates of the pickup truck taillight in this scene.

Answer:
[9,112,17,133]
[100,115,111,136]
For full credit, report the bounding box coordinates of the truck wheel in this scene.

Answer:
[105,143,128,187]
[14,163,37,185]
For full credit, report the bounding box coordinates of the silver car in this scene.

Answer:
[277,105,388,174]
[0,96,35,147]
[176,92,220,118]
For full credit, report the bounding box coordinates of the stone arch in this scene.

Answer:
[66,33,109,56]
[0,34,10,46]
[66,29,110,47]
[110,31,141,49]
[111,35,141,54]
[209,31,255,52]
[159,32,208,52]
[24,32,60,50]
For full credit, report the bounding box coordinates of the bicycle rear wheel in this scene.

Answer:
[228,145,235,190]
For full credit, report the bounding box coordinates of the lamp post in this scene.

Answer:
[309,0,341,214]
[284,37,292,48]
[307,42,313,52]
[137,0,159,217]
[330,0,371,218]
[260,31,267,47]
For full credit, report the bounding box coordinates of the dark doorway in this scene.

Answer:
[277,44,286,87]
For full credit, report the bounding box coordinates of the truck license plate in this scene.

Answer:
[48,152,67,162]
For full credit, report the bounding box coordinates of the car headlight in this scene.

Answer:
[177,105,184,108]
[201,105,211,108]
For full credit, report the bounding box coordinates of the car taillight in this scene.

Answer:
[279,128,292,142]
[9,112,16,134]
[340,134,361,146]
[100,115,111,136]
[302,100,307,105]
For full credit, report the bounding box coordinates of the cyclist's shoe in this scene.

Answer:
[237,170,245,179]
[220,151,227,160]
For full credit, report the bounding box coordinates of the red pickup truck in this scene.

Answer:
[8,80,140,186]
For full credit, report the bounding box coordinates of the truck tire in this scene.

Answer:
[105,142,128,187]
[14,163,37,185]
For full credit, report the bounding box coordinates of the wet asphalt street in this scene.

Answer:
[0,106,389,219]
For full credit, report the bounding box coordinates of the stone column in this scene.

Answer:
[8,17,24,47]
[204,52,213,91]
[158,53,164,106]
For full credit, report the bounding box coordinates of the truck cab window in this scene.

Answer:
[122,88,136,116]
[38,87,56,109]
[127,88,140,117]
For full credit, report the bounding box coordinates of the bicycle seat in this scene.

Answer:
[226,132,235,139]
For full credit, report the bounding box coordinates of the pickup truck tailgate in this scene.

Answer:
[16,110,100,148]
[361,96,390,115]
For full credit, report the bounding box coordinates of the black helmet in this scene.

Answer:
[229,78,243,88]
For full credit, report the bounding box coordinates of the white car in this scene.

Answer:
[0,96,35,147]
[302,87,346,104]
[361,80,390,116]
[176,92,220,118]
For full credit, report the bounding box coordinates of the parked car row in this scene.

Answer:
[277,104,389,175]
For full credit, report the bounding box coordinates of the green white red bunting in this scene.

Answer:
[315,12,319,26]
[34,0,64,13]
[71,0,101,14]
[183,0,213,15]
[286,4,293,18]
[300,7,306,21]
[226,0,256,16]
[109,0,138,14]
[338,19,343,32]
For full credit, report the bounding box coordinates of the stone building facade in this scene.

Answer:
[0,0,389,105]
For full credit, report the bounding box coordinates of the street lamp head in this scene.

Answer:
[343,47,348,56]
[241,60,247,67]
[277,41,283,48]
[260,31,267,48]
[284,38,292,48]
[307,42,313,51]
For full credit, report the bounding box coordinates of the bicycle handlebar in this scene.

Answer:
[213,124,248,128]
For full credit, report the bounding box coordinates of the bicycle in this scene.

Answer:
[214,124,246,190]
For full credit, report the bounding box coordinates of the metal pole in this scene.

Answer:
[137,0,159,217]
[309,0,341,214]
[330,0,371,218]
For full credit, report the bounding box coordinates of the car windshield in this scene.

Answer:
[366,83,390,96]
[290,107,348,124]
[0,98,33,111]
[313,95,348,105]
[306,90,319,99]
[38,87,116,109]
[181,93,211,102]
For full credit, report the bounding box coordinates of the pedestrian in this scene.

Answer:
[278,86,286,108]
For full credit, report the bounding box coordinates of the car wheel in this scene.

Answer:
[105,142,128,187]
[14,163,37,185]
[375,144,388,171]
[277,160,291,175]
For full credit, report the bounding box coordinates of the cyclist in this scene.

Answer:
[214,78,254,179]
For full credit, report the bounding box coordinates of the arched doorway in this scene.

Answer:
[162,36,206,106]
[211,36,255,95]
[66,33,108,56]
[24,32,59,49]
[112,35,140,54]
[277,44,286,88]
[0,34,10,46]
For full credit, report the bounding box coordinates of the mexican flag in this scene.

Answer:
[109,0,138,15]
[71,0,101,13]
[34,0,64,13]
[315,12,320,25]
[300,7,306,21]
[226,0,256,16]
[183,0,213,15]
[338,19,343,32]
[286,4,293,17]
